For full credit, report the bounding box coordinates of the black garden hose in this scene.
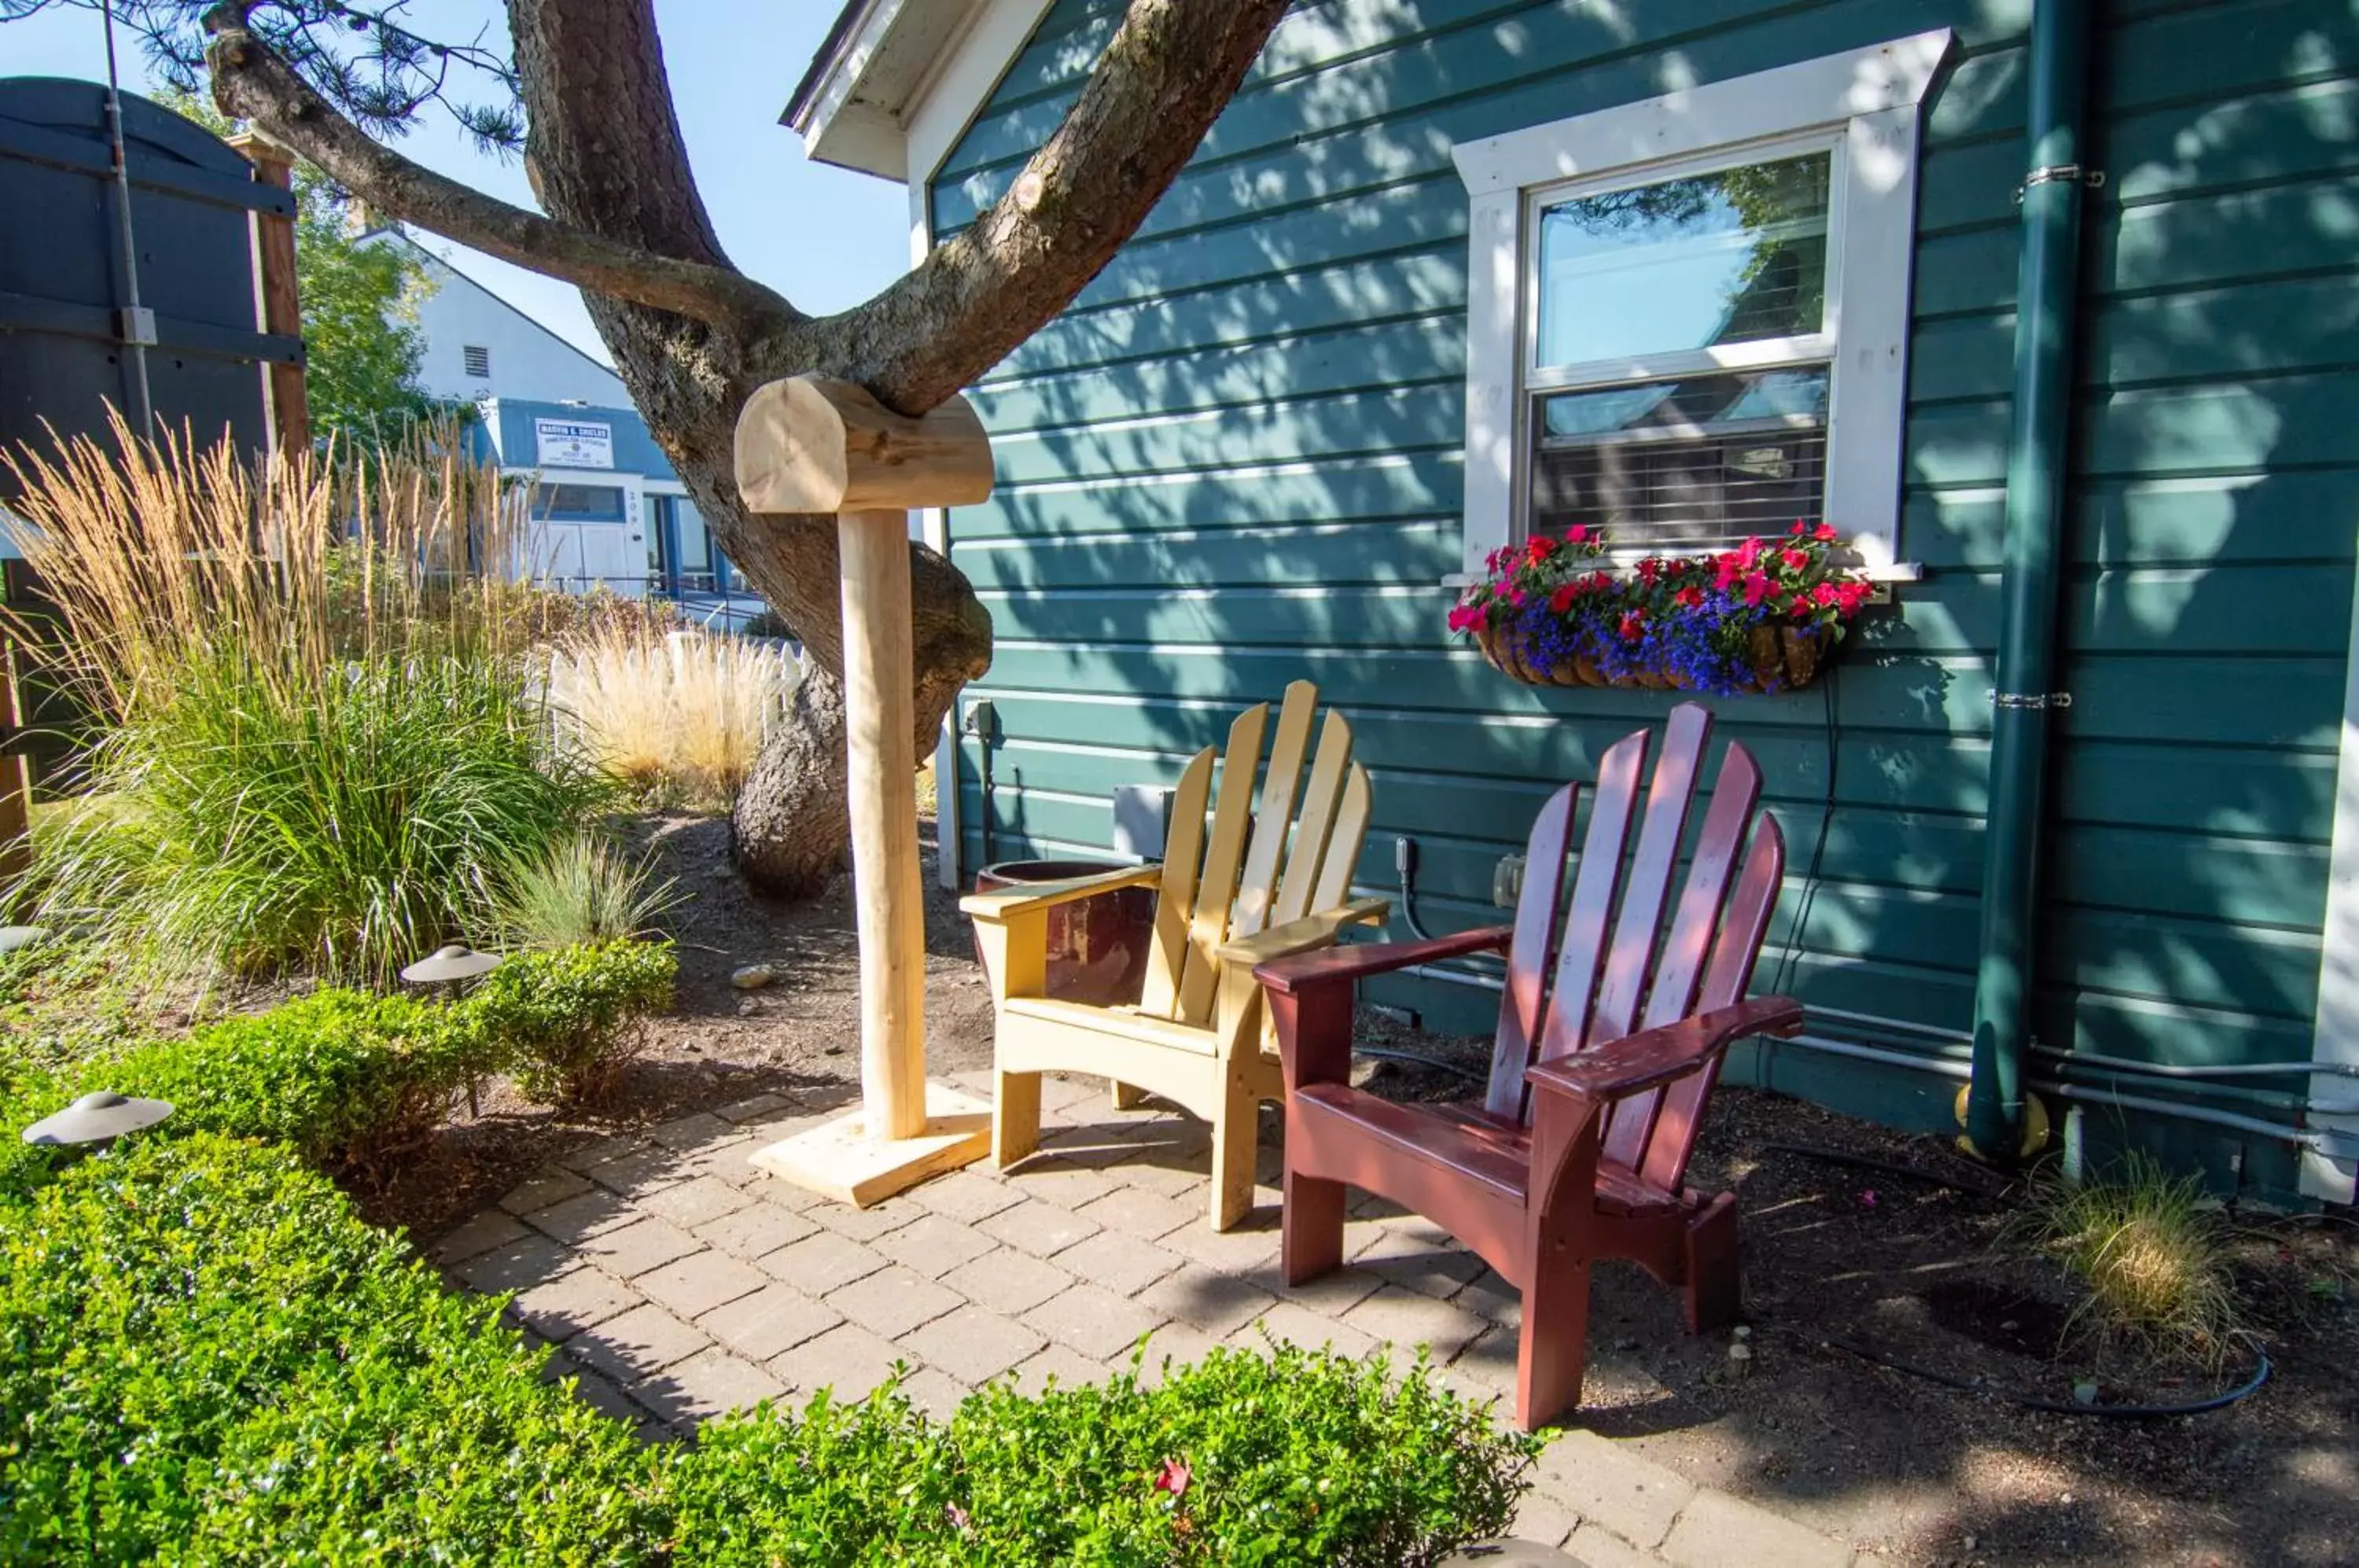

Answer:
[1761,1320,2271,1419]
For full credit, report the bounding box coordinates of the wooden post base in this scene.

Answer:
[747,1081,993,1209]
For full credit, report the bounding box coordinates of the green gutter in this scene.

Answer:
[1966,0,2096,1162]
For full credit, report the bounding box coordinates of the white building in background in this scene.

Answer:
[359,223,767,630]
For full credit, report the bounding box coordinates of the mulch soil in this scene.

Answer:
[31,809,2352,1567]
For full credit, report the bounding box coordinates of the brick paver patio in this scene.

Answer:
[436,1072,1860,1566]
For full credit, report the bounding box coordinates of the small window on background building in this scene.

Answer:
[533,483,626,521]
[462,344,491,379]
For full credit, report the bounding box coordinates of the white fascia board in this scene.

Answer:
[797,0,1054,186]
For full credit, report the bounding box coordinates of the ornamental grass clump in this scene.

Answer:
[2015,1153,2247,1372]
[545,618,799,809]
[1448,521,1875,693]
[2,418,609,985]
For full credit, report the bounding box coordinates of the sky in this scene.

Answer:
[1,0,913,366]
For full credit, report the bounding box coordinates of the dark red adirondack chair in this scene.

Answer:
[1254,703,1802,1430]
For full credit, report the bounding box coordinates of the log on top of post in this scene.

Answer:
[734,374,997,1208]
[734,376,993,515]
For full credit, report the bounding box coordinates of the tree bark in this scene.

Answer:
[201,0,1291,895]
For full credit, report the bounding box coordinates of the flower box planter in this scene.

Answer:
[1472,620,1830,694]
[1450,525,1868,698]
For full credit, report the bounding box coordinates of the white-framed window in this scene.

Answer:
[1450,30,1952,579]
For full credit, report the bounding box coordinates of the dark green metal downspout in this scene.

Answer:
[1967,0,2096,1162]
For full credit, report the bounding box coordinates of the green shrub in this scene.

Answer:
[484,830,682,951]
[461,938,675,1107]
[0,1134,650,1564]
[1,1136,1533,1564]
[98,988,497,1173]
[667,1345,1535,1566]
[35,651,613,988]
[2015,1153,2246,1370]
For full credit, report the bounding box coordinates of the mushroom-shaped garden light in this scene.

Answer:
[21,1089,175,1147]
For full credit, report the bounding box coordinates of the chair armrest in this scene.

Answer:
[959,863,1163,921]
[1525,997,1805,1105]
[1216,896,1390,969]
[1253,925,1511,996]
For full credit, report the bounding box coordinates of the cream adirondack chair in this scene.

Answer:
[961,681,1386,1230]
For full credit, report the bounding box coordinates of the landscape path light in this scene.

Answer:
[401,942,505,1113]
[21,1089,175,1147]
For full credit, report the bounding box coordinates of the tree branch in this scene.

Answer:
[200,2,801,337]
[792,0,1292,414]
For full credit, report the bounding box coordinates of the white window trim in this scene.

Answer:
[1450,29,1953,580]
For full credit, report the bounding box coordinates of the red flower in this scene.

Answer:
[1737,536,1765,569]
[1787,592,1812,616]
[1526,536,1559,564]
[1780,548,1809,573]
[1812,582,1839,607]
[1713,554,1742,591]
[1674,586,1705,609]
[1636,558,1660,583]
[1548,583,1578,613]
[1447,602,1484,633]
[1154,1458,1191,1498]
[1790,519,1809,536]
[1506,587,1526,607]
[1566,524,1589,543]
[1836,582,1871,615]
[1743,572,1772,606]
[1618,610,1646,642]
[1814,522,1839,542]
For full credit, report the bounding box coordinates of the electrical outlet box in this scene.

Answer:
[117,306,156,347]
[1112,783,1172,862]
[1492,854,1525,907]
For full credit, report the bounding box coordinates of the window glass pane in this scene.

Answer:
[534,483,625,521]
[1534,152,1831,369]
[644,497,665,572]
[1527,366,1827,550]
[675,501,716,590]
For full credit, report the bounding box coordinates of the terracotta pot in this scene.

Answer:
[972,859,1154,1007]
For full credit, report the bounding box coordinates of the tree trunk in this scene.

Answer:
[729,660,850,897]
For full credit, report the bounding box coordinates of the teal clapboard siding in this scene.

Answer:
[929,0,2359,1180]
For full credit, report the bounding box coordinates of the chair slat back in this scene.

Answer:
[1174,701,1270,1022]
[1139,745,1216,1018]
[1143,683,1372,1027]
[1482,782,1578,1121]
[1271,711,1356,928]
[1494,703,1784,1193]
[1231,682,1320,941]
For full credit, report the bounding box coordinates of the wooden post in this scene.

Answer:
[228,133,311,457]
[734,377,995,1205]
[838,506,929,1139]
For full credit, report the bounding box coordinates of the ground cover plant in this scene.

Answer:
[484,830,684,951]
[0,1106,1535,1565]
[2,421,610,987]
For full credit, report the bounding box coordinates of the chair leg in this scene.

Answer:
[993,1068,1042,1168]
[1207,1077,1259,1231]
[1281,1165,1346,1285]
[1111,1080,1148,1111]
[1515,1245,1594,1432]
[1683,1191,1742,1333]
